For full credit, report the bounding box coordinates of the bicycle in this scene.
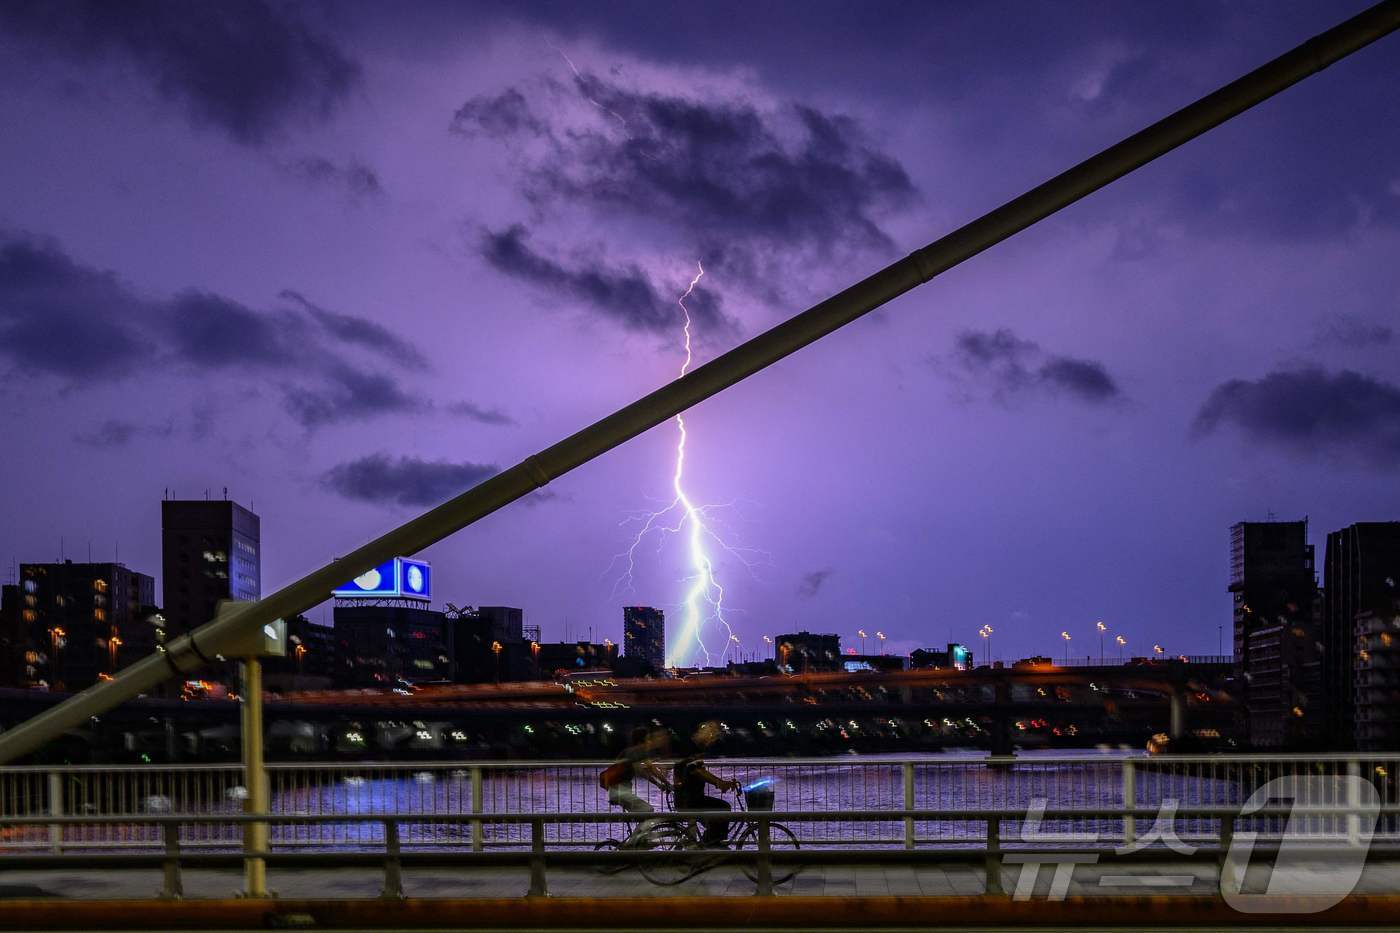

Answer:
[593,788,696,883]
[631,778,802,886]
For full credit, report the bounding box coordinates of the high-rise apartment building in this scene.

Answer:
[17,561,156,692]
[1229,520,1325,749]
[623,606,666,673]
[161,499,261,635]
[1325,522,1400,748]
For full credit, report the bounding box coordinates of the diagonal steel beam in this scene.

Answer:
[2,0,1397,765]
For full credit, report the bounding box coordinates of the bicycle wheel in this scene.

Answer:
[592,838,629,875]
[638,828,701,886]
[738,822,801,885]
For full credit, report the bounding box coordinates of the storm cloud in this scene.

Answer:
[953,329,1122,404]
[1194,366,1400,463]
[0,233,492,431]
[797,569,834,599]
[480,225,730,336]
[454,69,916,312]
[322,453,501,507]
[285,157,384,199]
[0,0,360,145]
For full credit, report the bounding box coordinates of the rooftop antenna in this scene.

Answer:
[223,487,228,501]
[204,489,210,501]
[60,536,64,562]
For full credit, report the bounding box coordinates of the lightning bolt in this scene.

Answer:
[610,262,750,668]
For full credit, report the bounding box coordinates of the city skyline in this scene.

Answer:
[1,2,1399,665]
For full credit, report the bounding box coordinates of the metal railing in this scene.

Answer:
[4,753,1399,854]
[2,803,1397,900]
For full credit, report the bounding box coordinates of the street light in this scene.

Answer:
[875,631,886,655]
[1152,644,1164,659]
[857,629,867,655]
[729,633,741,662]
[1096,621,1107,664]
[1060,631,1071,666]
[1115,634,1126,661]
[978,625,992,664]
[491,640,503,683]
[762,634,773,659]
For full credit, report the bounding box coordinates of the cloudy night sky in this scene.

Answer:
[0,1,1397,665]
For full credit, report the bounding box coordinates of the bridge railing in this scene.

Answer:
[3,752,1398,853]
[3,803,1399,900]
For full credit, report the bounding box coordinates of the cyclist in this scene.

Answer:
[672,721,740,848]
[603,726,672,846]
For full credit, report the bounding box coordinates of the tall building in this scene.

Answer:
[161,499,261,635]
[0,583,22,688]
[1324,522,1400,746]
[1354,588,1400,751]
[262,615,337,692]
[1229,520,1325,749]
[623,606,665,673]
[17,561,156,692]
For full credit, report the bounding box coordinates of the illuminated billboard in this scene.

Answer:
[332,558,431,601]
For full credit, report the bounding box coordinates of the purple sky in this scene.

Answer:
[1,1,1397,665]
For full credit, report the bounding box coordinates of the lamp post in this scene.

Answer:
[762,634,773,660]
[1153,644,1164,660]
[294,642,307,674]
[979,625,993,664]
[1060,631,1071,666]
[530,640,540,675]
[1096,621,1107,664]
[1115,634,1126,661]
[729,633,741,662]
[875,631,886,655]
[491,640,503,683]
[857,630,867,655]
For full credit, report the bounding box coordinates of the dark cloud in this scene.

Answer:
[450,88,544,138]
[480,225,731,336]
[447,400,516,426]
[286,157,384,198]
[283,370,424,429]
[322,453,500,507]
[953,329,1122,404]
[1193,366,1400,464]
[166,291,292,367]
[280,289,423,368]
[0,0,360,145]
[0,236,146,380]
[0,233,462,432]
[455,72,916,303]
[797,568,834,599]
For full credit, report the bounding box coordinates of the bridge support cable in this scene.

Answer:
[0,0,1397,764]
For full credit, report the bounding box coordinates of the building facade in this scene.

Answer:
[0,583,22,688]
[445,606,531,684]
[17,561,157,692]
[161,499,261,635]
[536,640,619,676]
[775,631,842,672]
[623,606,666,673]
[1325,522,1400,746]
[262,615,337,692]
[1354,589,1400,751]
[1229,520,1325,749]
[333,604,450,687]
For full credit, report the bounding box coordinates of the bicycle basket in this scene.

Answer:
[743,778,775,811]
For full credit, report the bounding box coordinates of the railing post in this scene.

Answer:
[527,817,548,897]
[1121,759,1136,846]
[1347,759,1362,847]
[470,766,484,852]
[1218,812,1238,894]
[240,656,271,898]
[985,816,1003,896]
[902,762,915,851]
[46,770,63,854]
[381,819,404,899]
[754,816,774,896]
[159,822,184,900]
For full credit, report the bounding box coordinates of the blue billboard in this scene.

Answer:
[399,558,431,600]
[332,558,431,601]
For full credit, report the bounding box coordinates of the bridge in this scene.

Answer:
[2,3,1399,927]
